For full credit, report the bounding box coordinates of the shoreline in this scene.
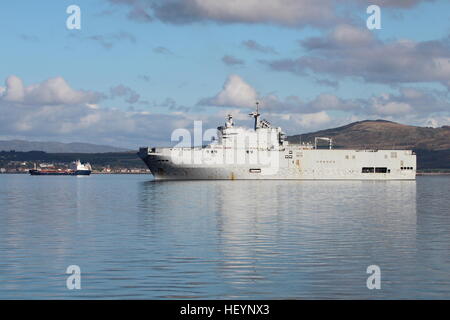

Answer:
[1,171,450,176]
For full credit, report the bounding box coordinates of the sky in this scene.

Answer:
[0,0,449,148]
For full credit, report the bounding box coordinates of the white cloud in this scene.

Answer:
[266,25,450,88]
[366,87,450,116]
[1,75,101,105]
[107,0,433,28]
[310,93,359,111]
[222,55,245,66]
[424,116,450,128]
[109,0,336,28]
[362,0,435,8]
[0,75,186,147]
[2,75,25,102]
[242,40,278,54]
[1,75,449,148]
[199,74,258,108]
[372,101,413,115]
[330,24,373,46]
[198,75,450,123]
[293,111,331,128]
[110,84,140,104]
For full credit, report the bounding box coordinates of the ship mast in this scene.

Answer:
[249,101,261,130]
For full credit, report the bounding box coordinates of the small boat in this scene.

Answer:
[29,160,92,176]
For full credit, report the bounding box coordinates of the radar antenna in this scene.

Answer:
[249,101,261,130]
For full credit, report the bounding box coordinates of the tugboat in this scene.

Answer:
[29,160,92,176]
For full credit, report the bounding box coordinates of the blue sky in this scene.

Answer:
[0,0,449,148]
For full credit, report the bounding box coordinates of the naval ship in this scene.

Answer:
[138,103,416,180]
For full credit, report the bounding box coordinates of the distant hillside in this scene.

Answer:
[287,120,450,169]
[0,140,130,153]
[288,120,450,150]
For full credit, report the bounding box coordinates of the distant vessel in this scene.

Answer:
[138,102,416,180]
[29,160,92,176]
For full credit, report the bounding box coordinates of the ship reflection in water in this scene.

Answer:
[138,179,423,299]
[0,175,449,299]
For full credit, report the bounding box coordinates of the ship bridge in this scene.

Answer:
[216,105,286,151]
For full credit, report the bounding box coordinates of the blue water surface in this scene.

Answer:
[0,174,449,299]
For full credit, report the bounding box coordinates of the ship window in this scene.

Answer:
[391,152,397,158]
[375,167,388,173]
[362,167,374,173]
[249,168,261,173]
[345,155,349,159]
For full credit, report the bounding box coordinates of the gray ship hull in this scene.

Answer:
[139,147,416,181]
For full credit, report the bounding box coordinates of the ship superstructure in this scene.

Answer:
[138,103,416,180]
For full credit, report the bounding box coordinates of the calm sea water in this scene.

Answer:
[0,174,449,299]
